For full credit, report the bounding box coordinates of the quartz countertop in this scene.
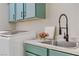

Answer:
[24,39,79,55]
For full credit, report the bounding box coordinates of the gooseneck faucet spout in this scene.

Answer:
[59,13,69,42]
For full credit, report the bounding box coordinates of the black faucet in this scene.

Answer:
[59,13,69,42]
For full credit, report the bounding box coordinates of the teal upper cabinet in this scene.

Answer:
[24,3,46,19]
[35,3,46,18]
[16,3,24,20]
[9,3,46,22]
[9,3,16,22]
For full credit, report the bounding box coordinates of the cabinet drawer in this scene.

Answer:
[24,43,47,56]
[49,49,73,56]
[24,52,36,56]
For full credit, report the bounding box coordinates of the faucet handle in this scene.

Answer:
[64,33,66,39]
[64,32,69,42]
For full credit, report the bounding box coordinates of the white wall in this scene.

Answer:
[0,4,10,30]
[16,19,49,32]
[16,3,79,38]
[46,3,79,37]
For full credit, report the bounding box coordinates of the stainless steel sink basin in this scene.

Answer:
[41,40,77,48]
[53,41,77,48]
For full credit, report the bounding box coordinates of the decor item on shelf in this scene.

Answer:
[38,32,49,40]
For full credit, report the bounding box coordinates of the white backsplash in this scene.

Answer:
[7,4,79,40]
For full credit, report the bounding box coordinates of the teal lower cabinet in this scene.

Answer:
[24,43,76,56]
[49,49,74,56]
[24,43,47,56]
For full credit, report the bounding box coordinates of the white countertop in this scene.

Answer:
[24,39,79,55]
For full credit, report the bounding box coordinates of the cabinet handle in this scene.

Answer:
[24,4,26,18]
[21,12,23,17]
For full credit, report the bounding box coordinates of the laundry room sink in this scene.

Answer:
[41,40,78,48]
[53,40,77,48]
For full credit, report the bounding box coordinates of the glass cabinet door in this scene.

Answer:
[24,3,35,19]
[9,3,16,22]
[16,3,23,20]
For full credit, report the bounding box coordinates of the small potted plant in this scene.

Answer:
[39,32,49,40]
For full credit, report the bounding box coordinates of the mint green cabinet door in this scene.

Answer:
[24,3,35,18]
[49,49,74,56]
[24,43,47,56]
[35,3,46,18]
[24,52,36,56]
[24,3,46,19]
[16,3,23,20]
[9,3,16,22]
